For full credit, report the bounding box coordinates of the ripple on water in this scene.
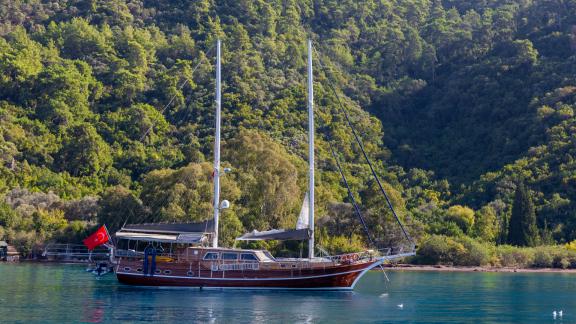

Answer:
[0,263,575,323]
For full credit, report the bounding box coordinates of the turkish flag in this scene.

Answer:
[83,225,110,251]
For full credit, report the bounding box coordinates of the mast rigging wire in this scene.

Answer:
[328,141,375,247]
[312,45,415,248]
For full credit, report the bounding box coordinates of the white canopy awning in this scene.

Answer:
[116,231,207,244]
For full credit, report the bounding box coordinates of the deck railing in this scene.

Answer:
[114,245,415,266]
[42,244,111,260]
[317,245,415,265]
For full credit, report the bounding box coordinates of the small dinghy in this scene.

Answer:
[87,261,114,276]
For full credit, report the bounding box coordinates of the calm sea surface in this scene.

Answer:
[0,263,574,323]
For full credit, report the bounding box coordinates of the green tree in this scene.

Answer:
[56,124,112,176]
[98,186,147,233]
[32,209,67,234]
[0,202,19,228]
[33,60,102,130]
[224,129,302,231]
[140,162,240,223]
[445,205,475,234]
[508,183,539,247]
[0,27,42,86]
[472,205,498,242]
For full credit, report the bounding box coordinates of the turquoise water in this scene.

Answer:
[0,263,575,323]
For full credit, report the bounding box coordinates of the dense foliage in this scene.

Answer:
[0,0,576,264]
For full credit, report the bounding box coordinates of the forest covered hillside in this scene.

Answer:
[1,0,576,265]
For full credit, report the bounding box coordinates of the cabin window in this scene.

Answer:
[136,268,142,272]
[154,269,161,274]
[123,267,131,272]
[203,252,219,260]
[240,253,258,261]
[164,270,172,275]
[187,271,194,276]
[222,253,238,260]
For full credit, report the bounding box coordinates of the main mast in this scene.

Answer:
[307,39,315,259]
[212,39,222,248]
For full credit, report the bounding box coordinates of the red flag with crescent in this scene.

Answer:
[83,225,110,251]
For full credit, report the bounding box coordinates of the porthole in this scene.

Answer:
[291,264,297,268]
[154,269,161,274]
[164,270,172,275]
[123,267,131,272]
[187,271,194,276]
[136,268,143,272]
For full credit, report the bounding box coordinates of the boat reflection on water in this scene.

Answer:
[82,300,105,324]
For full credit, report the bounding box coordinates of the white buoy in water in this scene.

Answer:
[397,304,404,309]
[553,311,557,319]
[559,310,563,318]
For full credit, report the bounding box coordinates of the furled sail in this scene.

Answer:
[296,192,309,229]
[235,228,310,241]
[236,193,312,241]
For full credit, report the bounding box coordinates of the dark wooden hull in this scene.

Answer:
[116,260,379,290]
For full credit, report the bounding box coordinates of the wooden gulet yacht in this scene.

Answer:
[114,40,415,290]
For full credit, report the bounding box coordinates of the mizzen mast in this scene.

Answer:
[307,39,315,259]
[212,39,222,248]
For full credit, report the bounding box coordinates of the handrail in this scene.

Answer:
[318,246,414,265]
[114,246,415,266]
[42,243,111,259]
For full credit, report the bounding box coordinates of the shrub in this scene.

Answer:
[496,245,535,268]
[10,230,43,257]
[454,236,492,266]
[0,202,20,228]
[558,257,571,269]
[529,246,576,269]
[566,240,576,252]
[415,235,466,265]
[533,248,554,268]
[52,220,90,243]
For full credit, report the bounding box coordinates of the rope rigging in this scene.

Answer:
[133,39,414,250]
[328,141,375,247]
[312,45,415,248]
